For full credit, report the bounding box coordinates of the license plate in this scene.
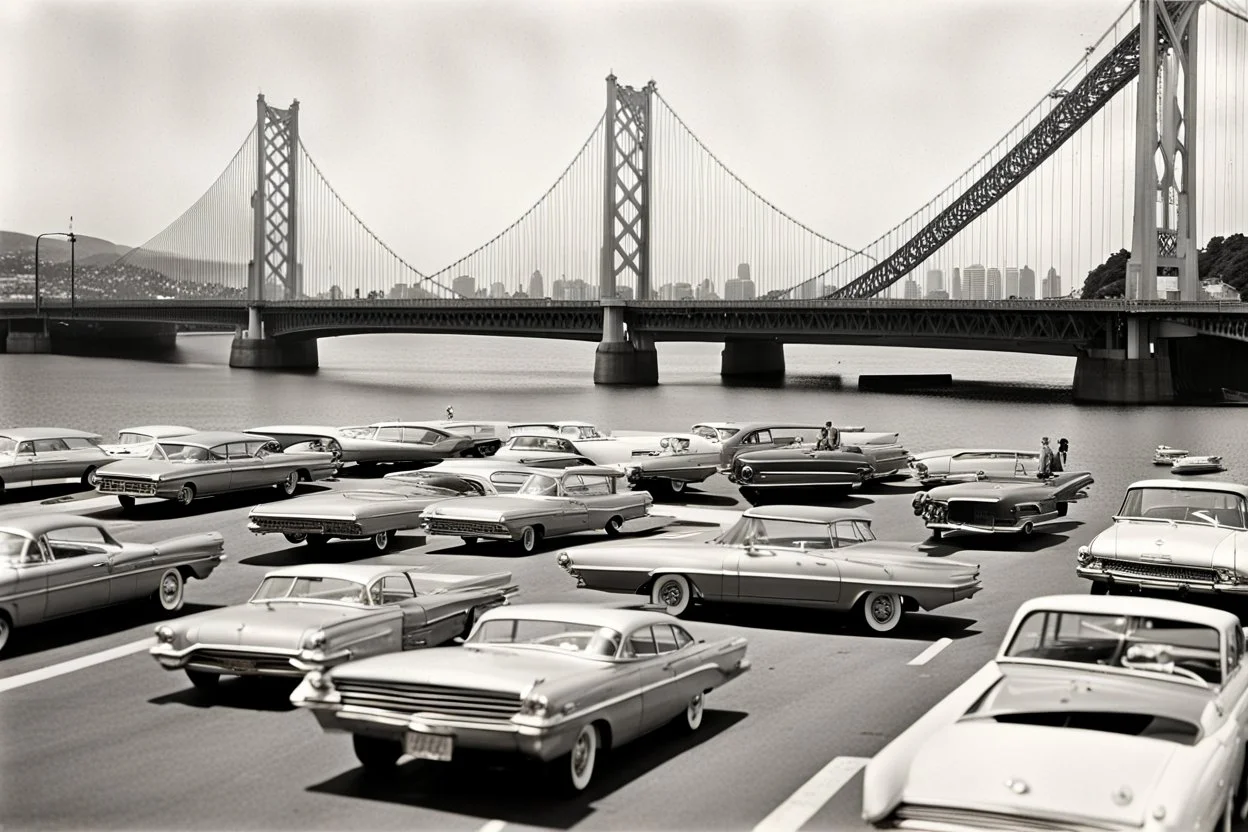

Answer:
[403,731,453,762]
[221,658,256,673]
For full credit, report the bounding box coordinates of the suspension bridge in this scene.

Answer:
[3,0,1248,402]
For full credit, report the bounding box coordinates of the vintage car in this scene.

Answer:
[99,425,198,458]
[92,430,338,510]
[421,466,652,553]
[0,513,224,655]
[0,427,114,496]
[908,448,1042,484]
[508,420,614,440]
[151,563,516,690]
[862,594,1248,831]
[1077,479,1248,597]
[247,423,481,468]
[431,421,510,456]
[912,470,1094,540]
[384,459,580,493]
[291,603,750,793]
[248,474,489,552]
[498,433,717,496]
[556,505,982,633]
[729,446,876,503]
[691,421,745,443]
[716,422,908,477]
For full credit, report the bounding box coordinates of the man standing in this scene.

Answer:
[1039,436,1055,477]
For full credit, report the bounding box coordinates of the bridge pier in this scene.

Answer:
[721,338,785,379]
[593,301,658,385]
[4,319,50,354]
[229,336,319,370]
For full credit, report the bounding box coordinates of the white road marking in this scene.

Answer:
[475,821,506,832]
[753,756,870,832]
[0,638,155,694]
[907,637,953,666]
[650,505,741,526]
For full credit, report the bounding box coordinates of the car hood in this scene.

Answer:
[250,491,440,519]
[424,496,556,519]
[1089,519,1241,569]
[736,448,869,463]
[327,644,608,695]
[896,720,1176,828]
[180,603,374,649]
[96,459,183,478]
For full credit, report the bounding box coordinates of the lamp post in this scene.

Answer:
[33,230,76,316]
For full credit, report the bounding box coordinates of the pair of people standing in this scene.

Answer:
[1039,436,1069,476]
[815,421,840,451]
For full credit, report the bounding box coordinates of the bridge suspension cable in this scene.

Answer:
[105,127,258,300]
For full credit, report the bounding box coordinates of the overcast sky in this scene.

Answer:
[1,0,1213,272]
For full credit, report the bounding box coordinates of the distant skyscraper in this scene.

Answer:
[1005,267,1020,298]
[1042,267,1062,299]
[925,269,943,295]
[725,276,756,300]
[452,275,475,298]
[529,269,544,299]
[389,283,408,299]
[951,267,962,300]
[904,278,921,299]
[737,263,751,282]
[927,290,950,300]
[616,285,634,300]
[985,267,1003,300]
[1019,265,1036,299]
[489,282,506,299]
[963,264,986,300]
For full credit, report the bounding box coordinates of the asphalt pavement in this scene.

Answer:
[0,467,1208,831]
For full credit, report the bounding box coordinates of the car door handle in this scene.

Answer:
[92,562,107,567]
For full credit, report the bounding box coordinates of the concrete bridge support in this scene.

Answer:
[5,319,50,354]
[229,335,319,369]
[721,338,785,379]
[1072,317,1184,403]
[594,301,658,385]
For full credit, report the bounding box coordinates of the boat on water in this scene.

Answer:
[1222,387,1248,404]
[1170,455,1226,474]
[1152,444,1190,465]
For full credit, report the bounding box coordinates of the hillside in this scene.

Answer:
[0,230,132,263]
[1080,234,1248,299]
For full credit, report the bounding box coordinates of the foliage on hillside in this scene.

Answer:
[1080,234,1248,299]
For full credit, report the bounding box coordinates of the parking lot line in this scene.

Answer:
[0,638,155,694]
[752,756,870,832]
[907,637,953,666]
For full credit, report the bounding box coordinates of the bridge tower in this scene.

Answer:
[230,94,318,369]
[1127,0,1202,303]
[594,75,659,385]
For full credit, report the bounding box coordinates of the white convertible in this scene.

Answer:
[862,594,1248,831]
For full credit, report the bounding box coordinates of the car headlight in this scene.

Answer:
[912,492,929,514]
[626,466,641,483]
[305,630,328,649]
[520,694,549,717]
[1216,569,1239,584]
[738,465,754,481]
[556,552,572,571]
[156,625,175,643]
[1076,545,1094,566]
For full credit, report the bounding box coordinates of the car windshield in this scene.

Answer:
[116,432,155,445]
[338,426,374,439]
[0,531,31,563]
[0,438,15,455]
[154,443,213,462]
[715,515,840,550]
[469,618,624,657]
[250,576,369,605]
[517,474,560,496]
[1004,610,1223,686]
[1119,487,1248,529]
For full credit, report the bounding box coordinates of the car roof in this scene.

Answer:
[1004,594,1239,646]
[555,465,625,478]
[390,460,549,475]
[0,513,106,537]
[246,425,342,436]
[509,420,597,428]
[742,505,872,523]
[117,425,197,437]
[478,602,681,632]
[1126,479,1248,498]
[161,431,266,447]
[264,563,416,583]
[733,422,822,433]
[366,422,447,430]
[0,427,103,440]
[693,422,741,430]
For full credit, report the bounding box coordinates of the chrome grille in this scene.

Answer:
[335,679,523,721]
[96,477,157,496]
[426,519,507,536]
[251,516,361,535]
[187,648,297,674]
[893,804,1119,831]
[1102,558,1217,584]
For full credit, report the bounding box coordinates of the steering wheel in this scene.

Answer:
[1190,510,1220,526]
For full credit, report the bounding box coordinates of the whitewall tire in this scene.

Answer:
[861,591,903,633]
[565,723,598,792]
[155,568,185,612]
[280,471,298,496]
[651,574,692,617]
[683,693,704,732]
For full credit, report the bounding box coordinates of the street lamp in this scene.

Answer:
[33,229,76,316]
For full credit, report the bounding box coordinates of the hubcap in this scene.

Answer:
[375,532,388,549]
[871,595,894,622]
[161,574,179,604]
[178,487,192,505]
[660,580,683,607]
[572,731,591,776]
[689,694,703,718]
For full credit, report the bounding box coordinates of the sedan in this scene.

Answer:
[0,427,114,496]
[151,564,516,691]
[908,448,1042,484]
[912,470,1094,540]
[291,603,750,793]
[557,505,980,633]
[0,513,224,655]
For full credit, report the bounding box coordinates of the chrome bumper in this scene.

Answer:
[151,642,349,676]
[1076,566,1248,595]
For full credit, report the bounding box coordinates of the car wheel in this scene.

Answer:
[560,723,598,793]
[1019,522,1035,537]
[371,530,392,552]
[174,483,196,509]
[279,471,298,496]
[82,466,99,486]
[0,613,12,657]
[460,536,478,546]
[667,479,688,496]
[118,495,136,512]
[353,734,403,773]
[518,525,541,554]
[154,568,185,612]
[283,533,308,545]
[860,591,904,634]
[604,516,623,537]
[185,669,219,691]
[679,693,704,732]
[650,574,692,617]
